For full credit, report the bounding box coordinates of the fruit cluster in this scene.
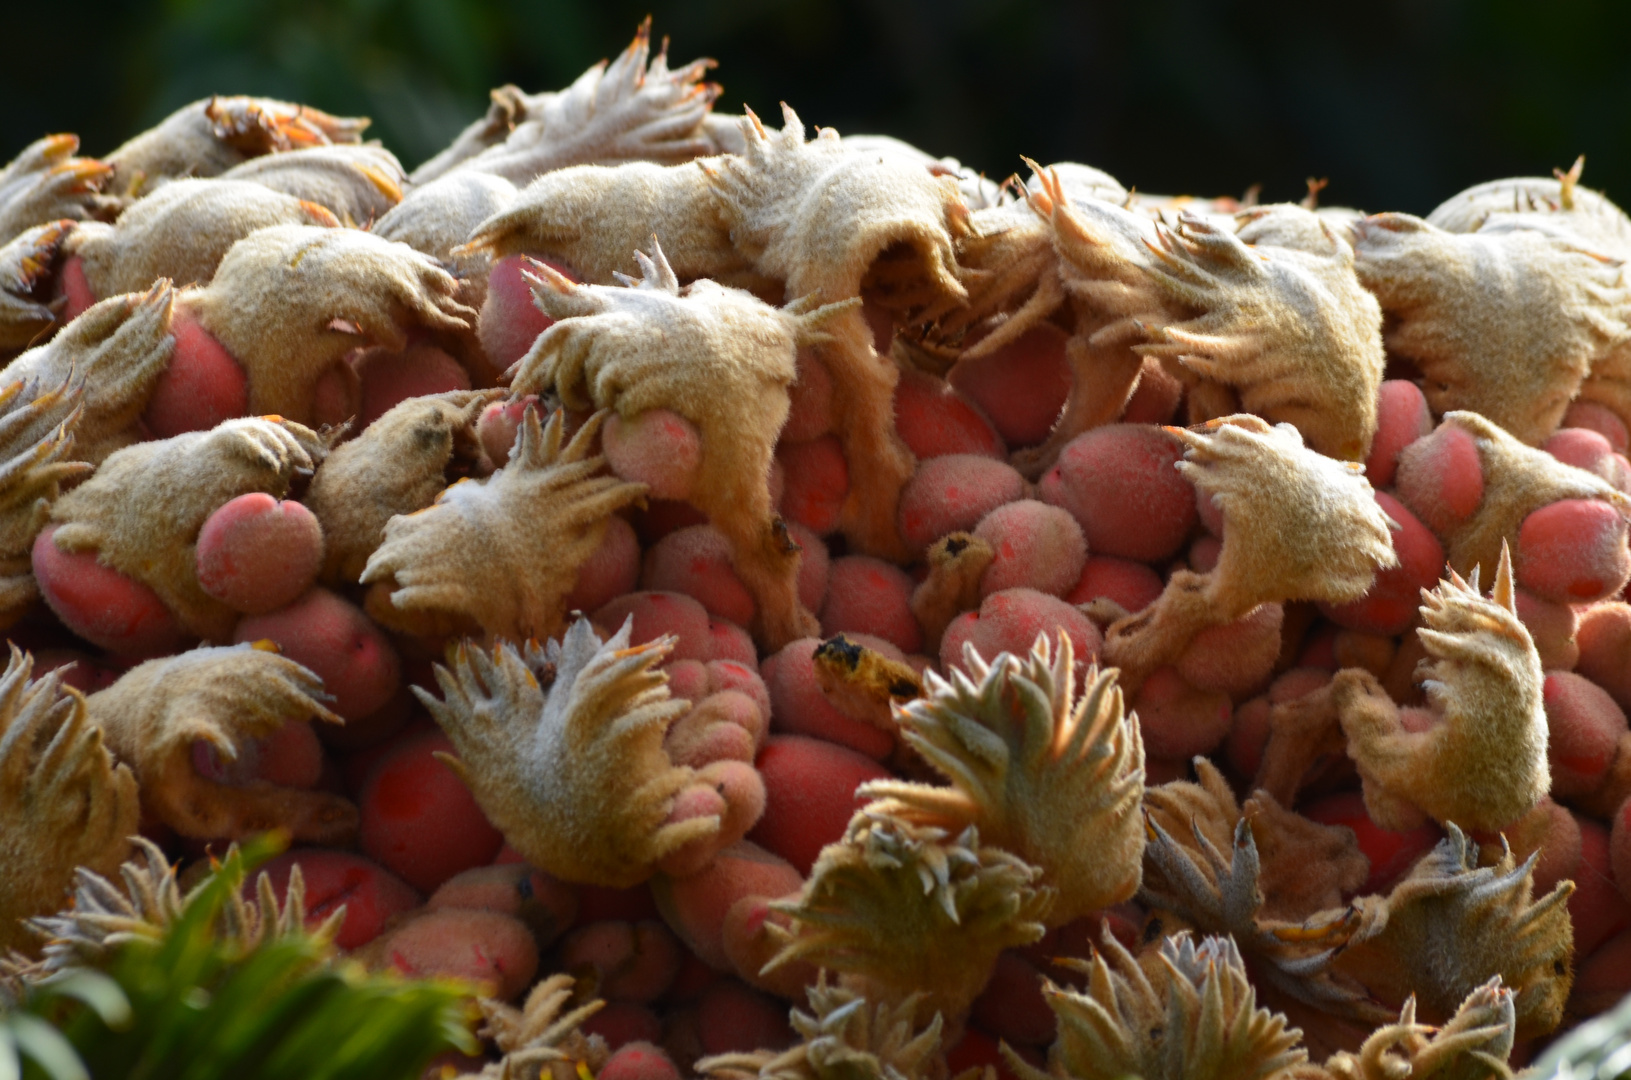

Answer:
[4,18,1631,1080]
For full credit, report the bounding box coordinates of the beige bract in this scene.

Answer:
[2,280,176,464]
[0,649,138,956]
[1350,212,1631,445]
[1103,416,1397,692]
[467,972,609,1080]
[105,96,368,197]
[470,105,972,559]
[860,632,1146,926]
[1132,203,1385,462]
[766,810,1053,1029]
[0,135,115,243]
[413,20,718,185]
[372,171,517,319]
[360,407,642,643]
[1338,546,1548,834]
[221,144,405,224]
[50,417,327,640]
[0,221,75,352]
[65,178,340,300]
[711,107,970,557]
[1424,158,1631,253]
[1009,932,1308,1080]
[417,617,732,888]
[306,389,499,584]
[1323,978,1516,1080]
[699,976,946,1080]
[0,372,89,621]
[515,242,850,649]
[86,643,356,843]
[183,224,474,423]
[1398,410,1631,581]
[1334,825,1573,1041]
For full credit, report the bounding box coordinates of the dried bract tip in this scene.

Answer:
[1008,931,1307,1080]
[860,631,1145,925]
[0,647,138,955]
[416,617,727,888]
[767,810,1053,1027]
[1335,824,1573,1040]
[1340,541,1548,833]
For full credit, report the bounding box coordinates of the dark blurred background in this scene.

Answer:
[7,0,1628,215]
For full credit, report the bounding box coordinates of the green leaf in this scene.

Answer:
[6,1015,87,1080]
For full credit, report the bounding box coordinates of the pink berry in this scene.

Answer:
[819,556,921,654]
[477,253,571,371]
[235,587,400,722]
[376,908,538,1000]
[1364,380,1433,489]
[33,526,192,657]
[1039,425,1195,563]
[1131,667,1232,759]
[892,366,1005,461]
[1064,556,1165,613]
[358,731,503,893]
[144,306,249,438]
[974,499,1087,598]
[1517,498,1631,603]
[1395,423,1485,537]
[940,588,1101,674]
[749,735,892,876]
[1563,401,1631,453]
[196,493,324,614]
[604,409,704,501]
[777,436,848,536]
[642,525,757,628]
[650,840,803,970]
[1545,672,1629,799]
[898,454,1026,553]
[352,341,471,432]
[564,514,641,614]
[253,848,420,951]
[949,325,1071,447]
[1320,493,1444,636]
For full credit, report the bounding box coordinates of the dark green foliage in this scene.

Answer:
[7,1,1631,212]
